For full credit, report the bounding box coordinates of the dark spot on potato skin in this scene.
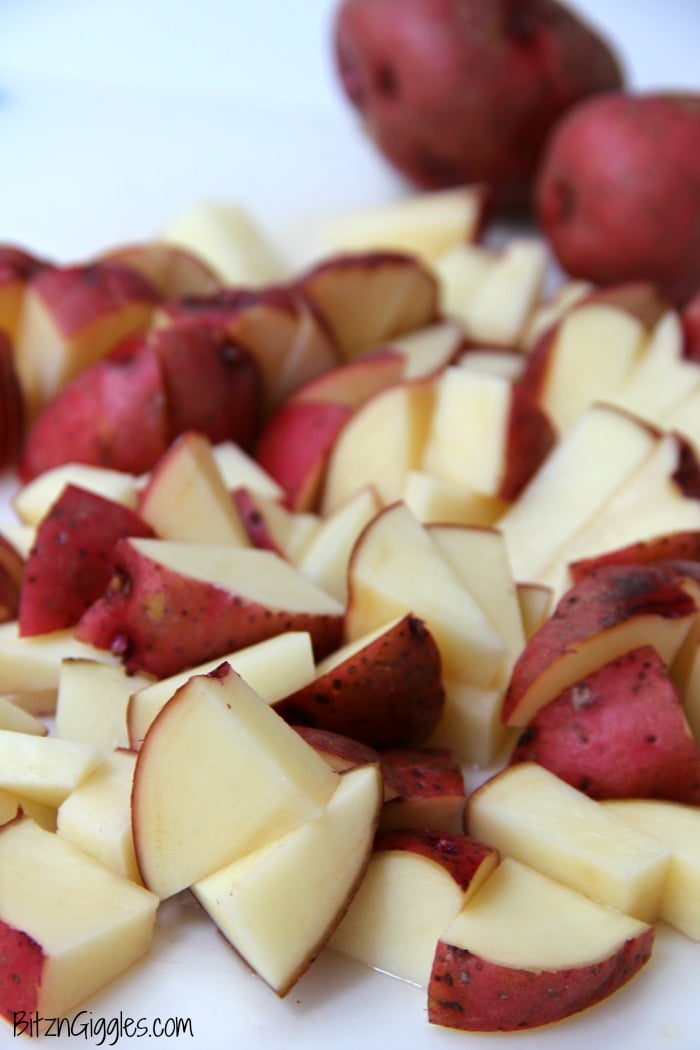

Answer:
[373,62,399,98]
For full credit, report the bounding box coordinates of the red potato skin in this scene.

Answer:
[293,725,383,770]
[334,0,623,210]
[374,828,498,891]
[570,531,700,584]
[75,537,344,678]
[682,288,700,363]
[502,562,700,726]
[231,488,285,555]
[99,243,222,299]
[0,245,49,341]
[18,484,155,636]
[380,747,464,804]
[273,614,445,748]
[428,927,654,1032]
[536,92,700,306]
[290,347,405,409]
[0,568,19,624]
[150,325,262,451]
[0,331,25,471]
[297,251,439,358]
[27,261,160,335]
[500,382,556,500]
[509,645,700,804]
[18,340,170,482]
[157,285,341,411]
[0,920,44,1021]
[379,747,466,829]
[254,400,354,511]
[519,281,672,407]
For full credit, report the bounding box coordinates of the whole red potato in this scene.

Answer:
[333,0,623,209]
[536,91,700,305]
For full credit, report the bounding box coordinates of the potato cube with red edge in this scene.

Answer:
[137,431,250,546]
[421,367,556,501]
[18,484,154,637]
[126,631,314,751]
[254,398,353,512]
[509,645,700,804]
[15,260,161,421]
[156,285,340,412]
[131,663,339,899]
[345,501,506,690]
[297,251,439,361]
[0,245,48,344]
[0,817,158,1023]
[99,242,222,298]
[18,339,170,482]
[428,858,654,1032]
[501,561,700,728]
[75,537,344,678]
[330,828,498,987]
[272,614,445,749]
[569,529,700,583]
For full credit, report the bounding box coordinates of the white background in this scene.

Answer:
[0,1,698,261]
[0,3,699,1049]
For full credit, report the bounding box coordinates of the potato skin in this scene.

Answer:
[536,92,700,305]
[509,646,700,804]
[428,927,654,1031]
[274,614,445,748]
[334,0,623,209]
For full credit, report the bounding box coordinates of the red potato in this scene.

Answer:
[536,92,700,305]
[0,534,23,624]
[501,381,557,501]
[18,484,154,637]
[429,921,653,1032]
[18,323,263,482]
[330,826,498,988]
[254,399,353,511]
[0,331,24,471]
[231,488,285,555]
[75,537,344,678]
[570,530,700,584]
[15,260,161,421]
[509,645,700,804]
[0,245,48,343]
[289,347,405,408]
[502,562,700,727]
[291,727,465,823]
[18,339,170,482]
[273,614,445,749]
[157,285,340,411]
[428,857,654,1032]
[99,242,222,298]
[292,725,390,776]
[379,746,466,831]
[297,251,439,360]
[149,324,262,451]
[0,571,20,625]
[682,288,700,363]
[374,827,496,887]
[333,0,623,210]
